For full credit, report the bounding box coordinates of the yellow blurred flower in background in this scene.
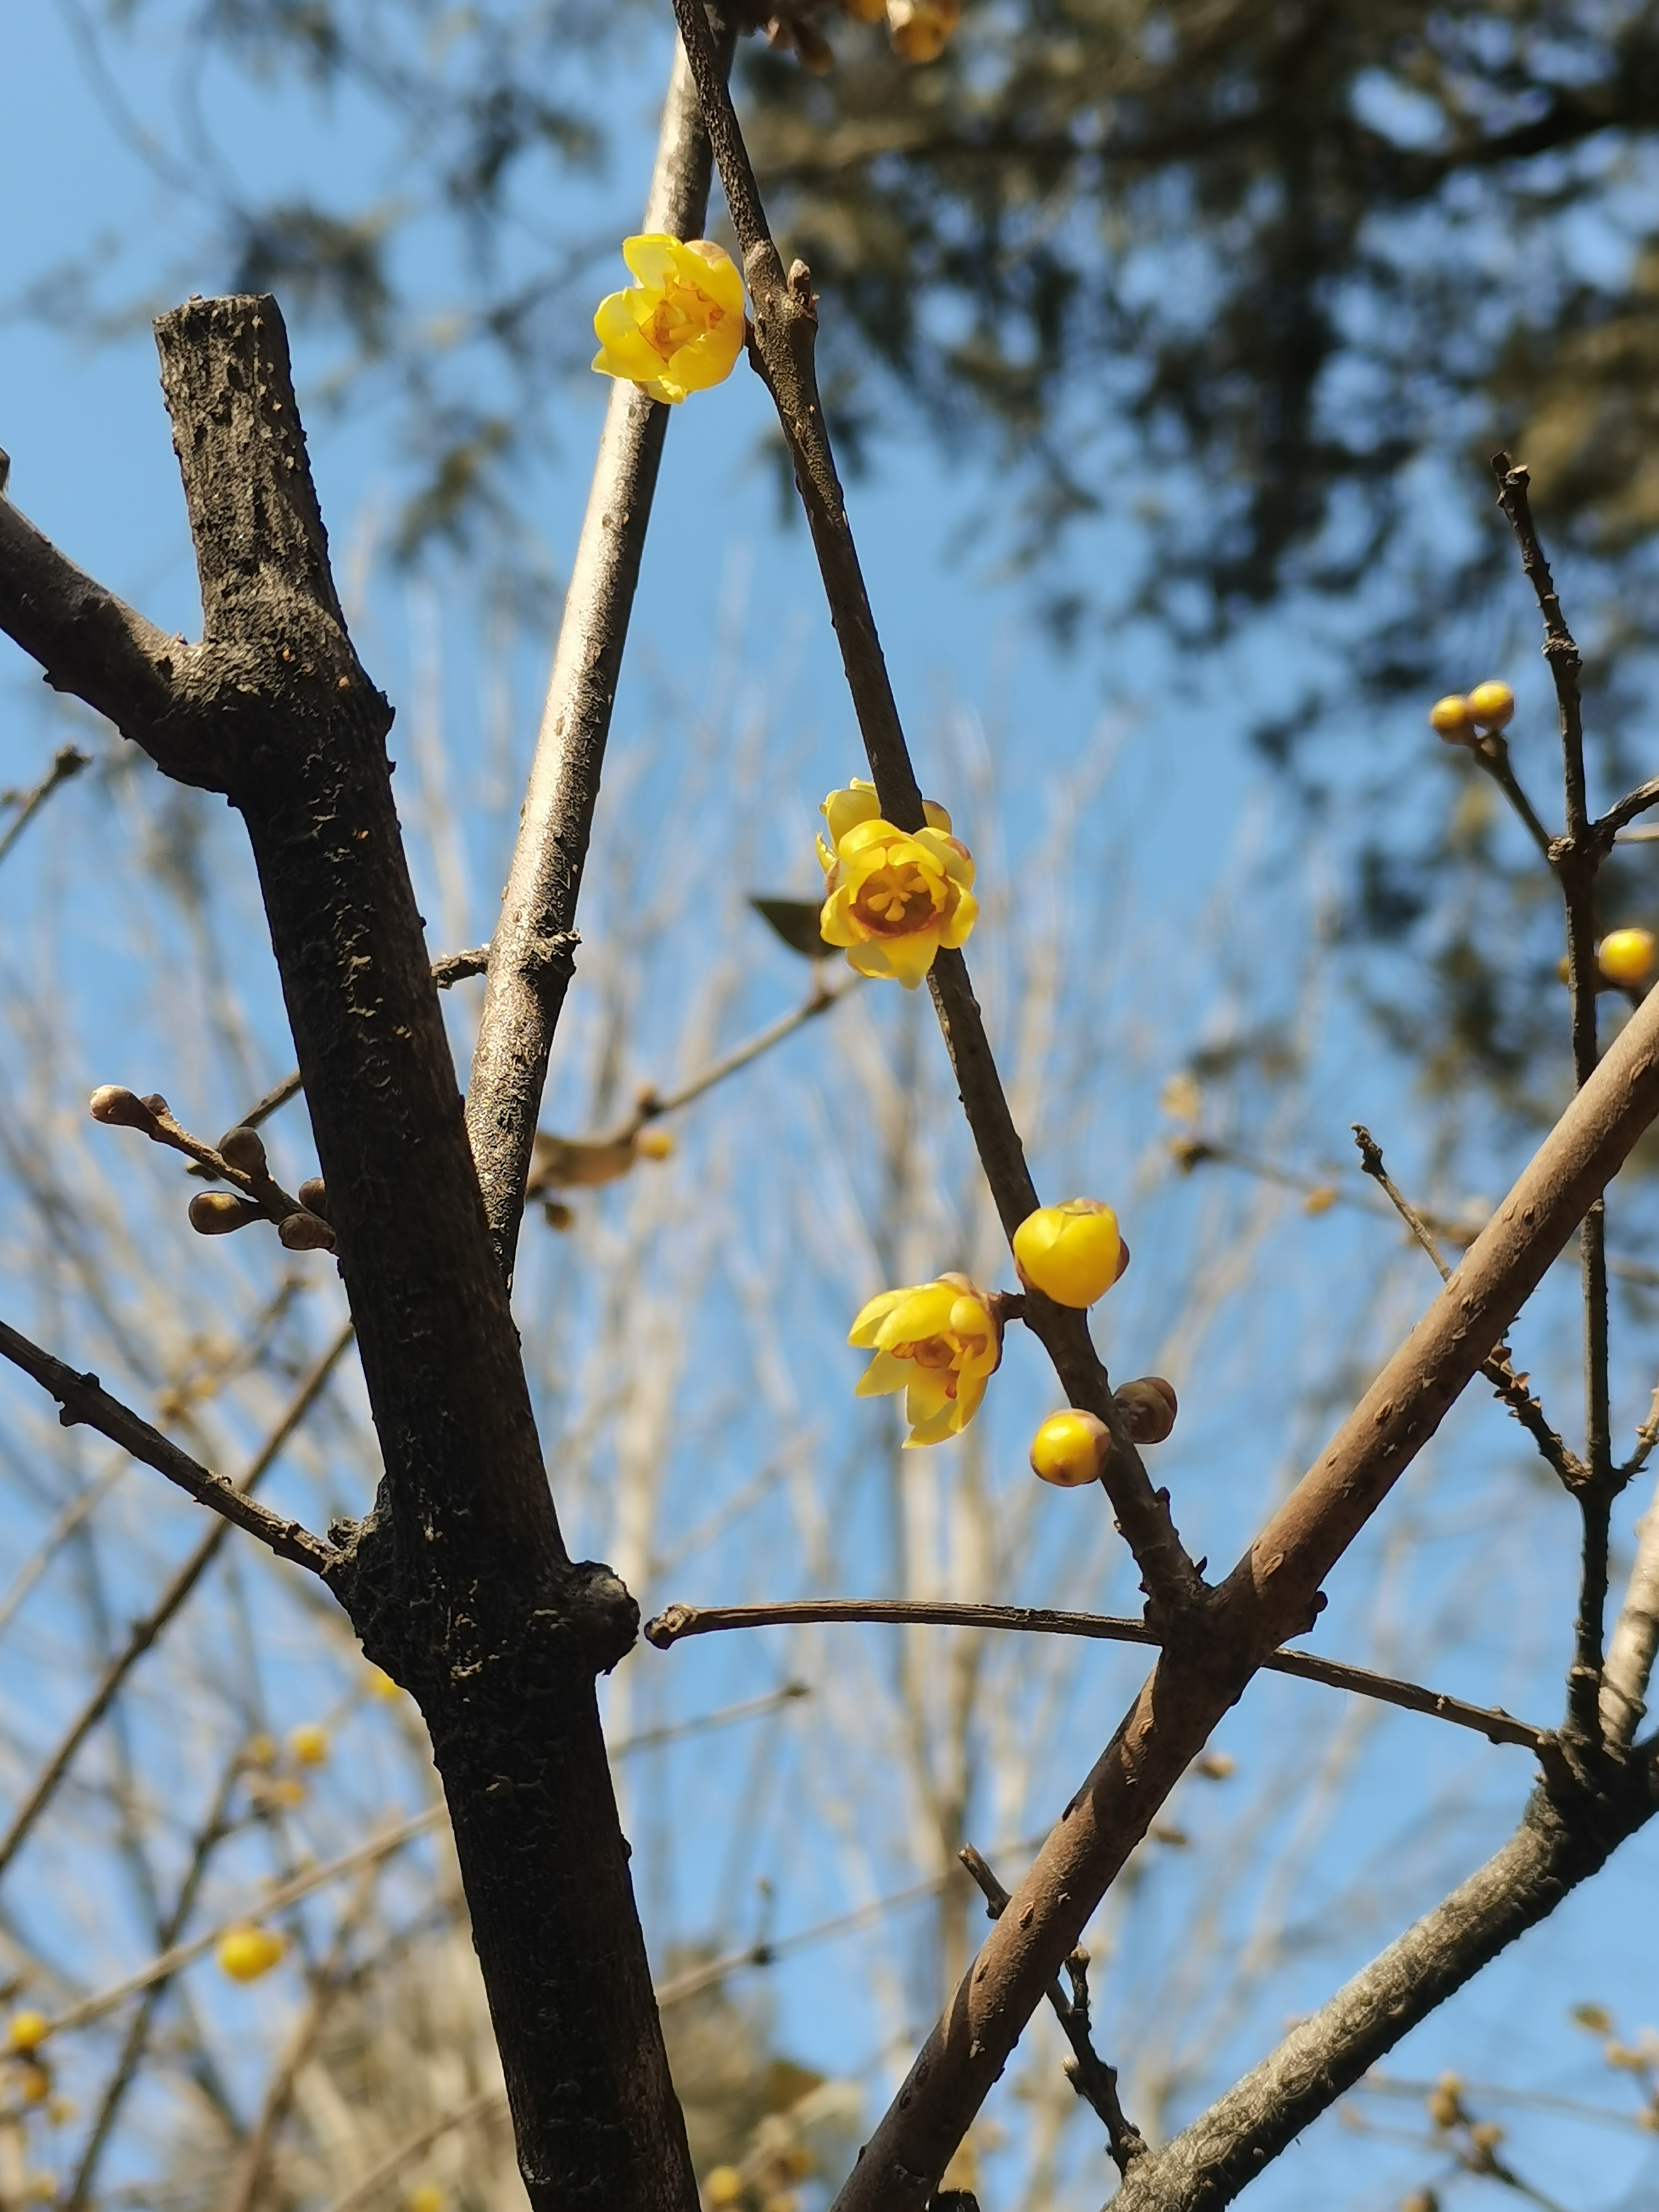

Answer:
[592,235,745,404]
[817,781,975,986]
[849,1273,1001,1445]
[217,1924,286,1983]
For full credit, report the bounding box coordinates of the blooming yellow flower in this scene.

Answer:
[1029,1410,1111,1488]
[1012,1199,1124,1307]
[288,1723,330,1767]
[6,2012,48,2056]
[849,1273,1001,1446]
[817,779,976,986]
[217,1924,285,1984]
[1599,927,1656,986]
[592,235,745,405]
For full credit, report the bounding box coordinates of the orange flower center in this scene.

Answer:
[853,863,944,937]
[643,276,726,364]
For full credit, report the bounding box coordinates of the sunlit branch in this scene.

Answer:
[645,1599,1553,1753]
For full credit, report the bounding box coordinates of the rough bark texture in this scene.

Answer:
[1105,1763,1659,2212]
[0,294,697,2212]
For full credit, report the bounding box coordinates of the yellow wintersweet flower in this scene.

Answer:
[817,780,976,987]
[849,1273,1001,1446]
[6,2011,48,2056]
[287,1722,330,1767]
[592,235,745,405]
[1012,1199,1124,1308]
[217,1924,285,1984]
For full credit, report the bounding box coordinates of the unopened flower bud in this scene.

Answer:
[1598,927,1656,986]
[635,1129,674,1162]
[1465,680,1515,732]
[18,2064,49,2106]
[1114,1376,1178,1443]
[297,1177,330,1221]
[277,1211,334,1252]
[1428,695,1475,745]
[188,1191,264,1237]
[287,1723,329,1767]
[1194,1750,1236,1779]
[1468,2122,1503,2156]
[6,2011,48,2056]
[217,1126,268,1176]
[1303,1184,1337,1215]
[89,1085,159,1130]
[1029,1409,1112,1488]
[1012,1199,1124,1307]
[1426,2075,1462,2130]
[216,1924,285,1983]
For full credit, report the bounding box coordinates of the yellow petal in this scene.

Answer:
[922,798,953,834]
[855,1347,912,1397]
[881,926,942,988]
[849,1287,911,1345]
[839,819,898,868]
[622,233,680,288]
[823,782,882,847]
[674,236,745,317]
[904,1370,953,1425]
[939,883,978,949]
[664,313,745,395]
[905,1394,960,1447]
[875,1282,957,1346]
[820,886,865,948]
[845,940,895,978]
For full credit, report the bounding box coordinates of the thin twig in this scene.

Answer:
[88,1089,334,1250]
[959,1844,1146,2174]
[0,1321,352,1878]
[1470,732,1556,863]
[1352,1124,1586,1487]
[644,1600,1553,1753]
[0,743,91,869]
[465,22,734,1278]
[0,1320,341,1577]
[666,0,1204,1623]
[1492,449,1613,1745]
[1596,775,1659,842]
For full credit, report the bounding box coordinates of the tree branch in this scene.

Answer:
[0,743,91,870]
[644,1599,1552,1754]
[1596,774,1659,843]
[0,1320,353,1879]
[666,0,1204,1625]
[0,1317,340,1575]
[1601,1467,1659,1747]
[465,19,735,1280]
[827,964,1659,2211]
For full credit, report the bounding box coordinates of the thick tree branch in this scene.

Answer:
[645,1599,1552,1753]
[667,0,1203,1623]
[828,967,1659,2210]
[1101,1760,1659,2212]
[1601,1468,1659,1746]
[465,22,733,1279]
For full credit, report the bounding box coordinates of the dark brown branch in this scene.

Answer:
[667,0,1203,1624]
[1596,775,1659,842]
[1470,731,1557,863]
[0,743,91,869]
[0,1318,340,1575]
[0,1320,353,1879]
[644,1600,1551,1754]
[465,25,734,1280]
[1352,1124,1587,1488]
[828,969,1659,2211]
[1102,1760,1659,2212]
[1491,450,1613,1747]
[959,1844,1146,2175]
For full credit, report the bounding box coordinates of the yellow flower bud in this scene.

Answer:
[1426,2075,1462,2130]
[243,1732,278,1768]
[592,235,745,405]
[287,1723,330,1767]
[407,2187,445,2212]
[1114,1376,1178,1444]
[1011,1199,1123,1307]
[1465,680,1515,732]
[1468,2121,1503,2156]
[216,1924,285,1983]
[635,1129,674,1161]
[366,1665,403,1700]
[1302,1184,1337,1215]
[1029,1410,1111,1488]
[1598,927,1656,986]
[705,2170,745,2209]
[6,2012,48,2056]
[1428,695,1474,744]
